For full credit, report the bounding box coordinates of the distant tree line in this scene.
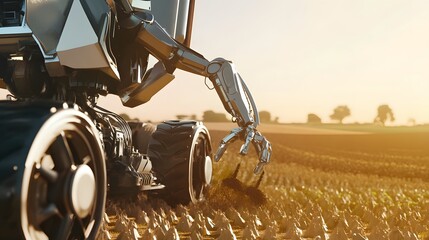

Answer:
[202,110,279,123]
[176,114,197,120]
[202,110,229,122]
[120,104,398,126]
[167,110,281,124]
[307,104,396,126]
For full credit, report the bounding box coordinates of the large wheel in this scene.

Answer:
[148,120,213,205]
[0,101,106,240]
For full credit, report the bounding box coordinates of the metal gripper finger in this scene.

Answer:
[214,142,227,162]
[253,135,272,175]
[214,128,242,162]
[254,162,266,175]
[240,126,255,155]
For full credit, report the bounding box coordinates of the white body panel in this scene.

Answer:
[56,0,109,69]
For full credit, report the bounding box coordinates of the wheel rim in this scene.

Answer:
[20,109,106,240]
[189,133,212,203]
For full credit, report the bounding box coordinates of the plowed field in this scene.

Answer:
[101,127,429,240]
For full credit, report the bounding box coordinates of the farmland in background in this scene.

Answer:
[102,125,429,239]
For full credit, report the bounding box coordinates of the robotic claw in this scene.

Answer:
[116,0,272,174]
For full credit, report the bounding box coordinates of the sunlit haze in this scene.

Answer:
[1,0,429,125]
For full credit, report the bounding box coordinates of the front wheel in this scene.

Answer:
[0,102,106,239]
[148,120,213,205]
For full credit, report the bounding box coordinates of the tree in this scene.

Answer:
[307,113,322,124]
[119,113,139,122]
[259,111,272,123]
[176,114,197,120]
[202,110,228,122]
[330,105,350,124]
[259,111,279,124]
[408,118,416,126]
[273,117,279,124]
[176,114,188,120]
[120,113,131,121]
[374,104,395,126]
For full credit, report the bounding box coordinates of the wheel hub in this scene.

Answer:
[69,165,96,218]
[203,156,212,185]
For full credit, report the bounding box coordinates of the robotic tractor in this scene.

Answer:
[0,0,272,239]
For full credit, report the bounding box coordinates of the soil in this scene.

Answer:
[100,128,429,239]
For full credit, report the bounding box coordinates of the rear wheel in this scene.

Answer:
[0,101,106,239]
[148,120,213,205]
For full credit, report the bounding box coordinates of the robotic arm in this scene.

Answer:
[116,2,272,174]
[206,59,272,174]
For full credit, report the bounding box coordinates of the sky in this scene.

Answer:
[1,0,429,125]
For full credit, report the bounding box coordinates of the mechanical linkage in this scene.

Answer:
[115,0,272,174]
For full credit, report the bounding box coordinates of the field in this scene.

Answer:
[100,125,429,239]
